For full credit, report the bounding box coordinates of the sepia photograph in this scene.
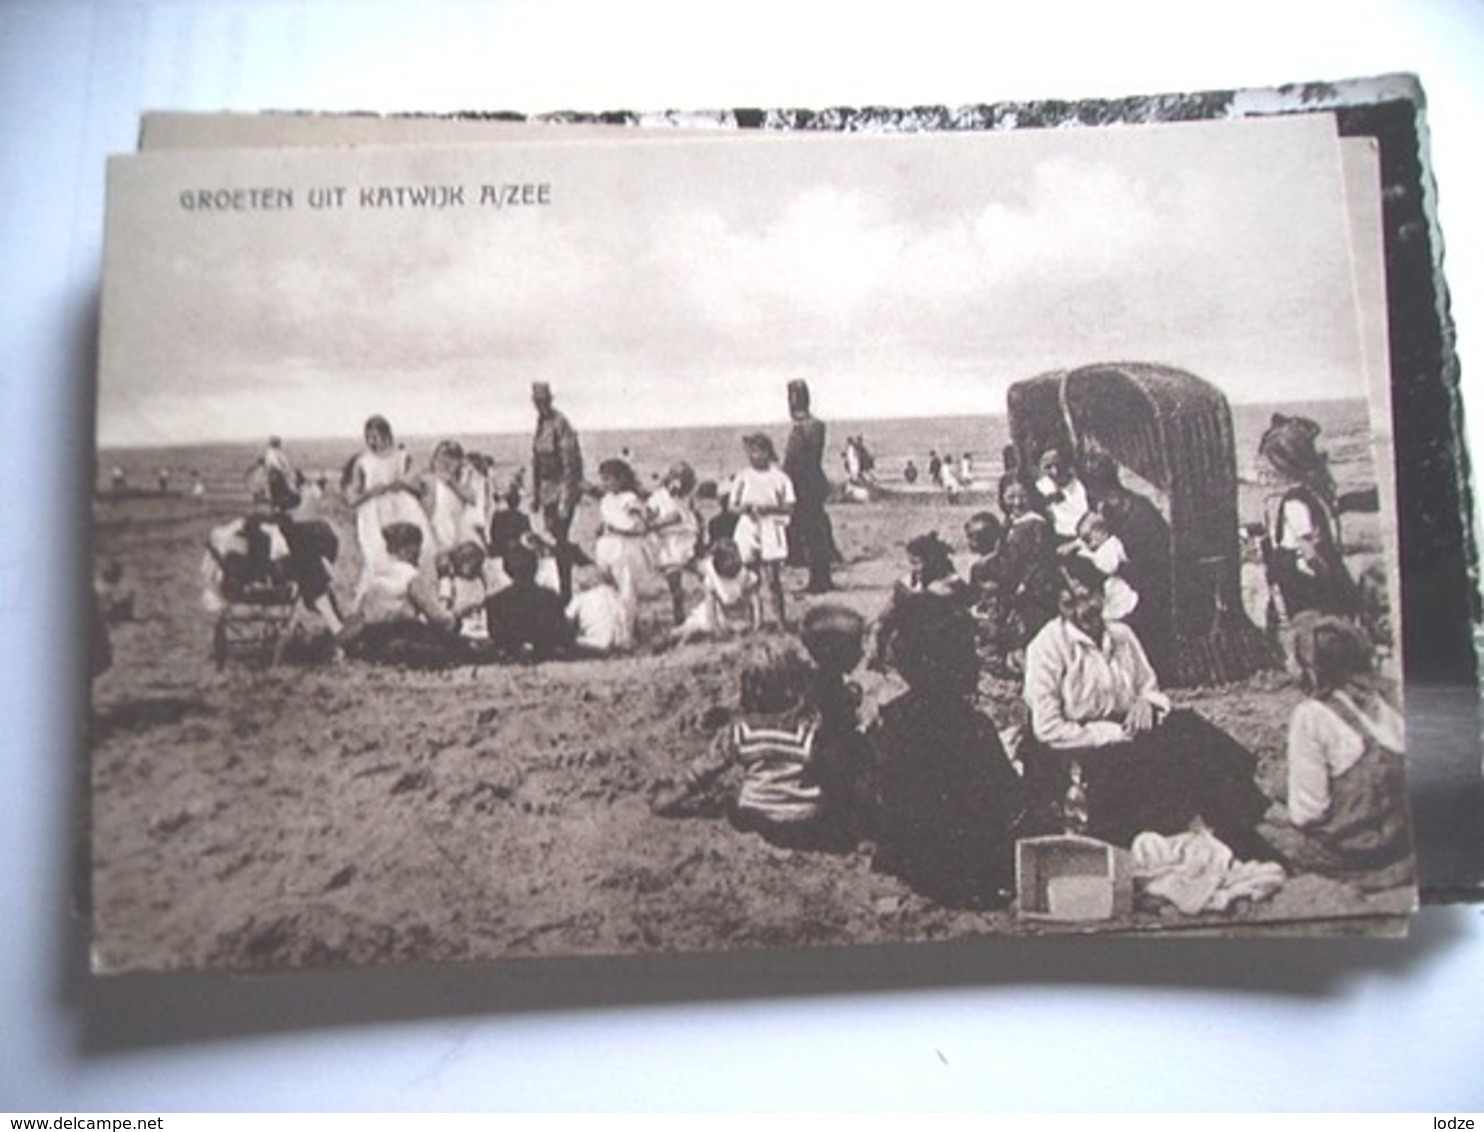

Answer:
[90,114,1417,973]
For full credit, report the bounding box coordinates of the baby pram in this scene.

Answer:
[202,515,339,669]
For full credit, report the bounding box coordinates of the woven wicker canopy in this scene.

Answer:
[1007,362,1276,686]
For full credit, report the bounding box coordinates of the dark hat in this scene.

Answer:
[787,379,811,411]
[1258,413,1330,487]
[532,381,553,400]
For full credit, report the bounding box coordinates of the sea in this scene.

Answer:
[97,399,1376,502]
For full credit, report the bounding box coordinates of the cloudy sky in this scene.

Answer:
[98,114,1365,447]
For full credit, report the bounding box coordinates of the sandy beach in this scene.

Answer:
[88,406,1414,972]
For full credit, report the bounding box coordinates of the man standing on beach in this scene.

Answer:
[784,378,836,594]
[530,381,584,603]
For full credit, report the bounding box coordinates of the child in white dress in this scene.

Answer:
[346,415,431,583]
[673,538,761,643]
[424,439,486,562]
[438,540,491,642]
[1071,510,1139,623]
[729,433,794,629]
[594,458,653,645]
[567,566,631,654]
[648,460,701,626]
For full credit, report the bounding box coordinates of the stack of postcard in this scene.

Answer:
[87,75,1482,973]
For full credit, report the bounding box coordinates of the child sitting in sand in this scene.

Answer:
[868,586,1024,909]
[729,434,794,629]
[345,521,463,667]
[799,603,872,840]
[652,637,851,850]
[1062,509,1139,623]
[567,566,631,655]
[648,460,702,626]
[1265,612,1413,891]
[870,531,969,671]
[438,540,491,642]
[485,542,573,661]
[672,538,761,643]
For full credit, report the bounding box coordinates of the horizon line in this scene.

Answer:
[96,392,1369,453]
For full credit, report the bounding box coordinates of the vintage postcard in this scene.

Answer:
[91,115,1417,972]
[137,78,1484,911]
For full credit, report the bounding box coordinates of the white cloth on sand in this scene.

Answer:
[1131,829,1285,915]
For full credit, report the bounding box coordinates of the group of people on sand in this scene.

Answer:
[654,415,1411,912]
[174,376,1410,915]
[197,379,840,669]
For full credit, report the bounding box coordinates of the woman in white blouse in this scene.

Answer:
[1020,557,1273,859]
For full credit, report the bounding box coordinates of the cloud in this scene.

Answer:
[98,121,1368,447]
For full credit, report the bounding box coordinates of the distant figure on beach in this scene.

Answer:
[959,453,974,485]
[110,466,127,495]
[248,436,301,514]
[191,472,205,505]
[940,461,964,502]
[902,459,919,485]
[843,437,863,484]
[783,379,836,594]
[530,382,584,604]
[157,467,171,495]
[927,450,943,487]
[842,434,875,487]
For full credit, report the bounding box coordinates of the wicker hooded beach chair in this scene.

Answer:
[1007,362,1277,687]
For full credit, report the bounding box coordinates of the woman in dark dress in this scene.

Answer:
[1080,451,1173,680]
[986,473,1060,667]
[869,589,1023,908]
[783,379,837,593]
